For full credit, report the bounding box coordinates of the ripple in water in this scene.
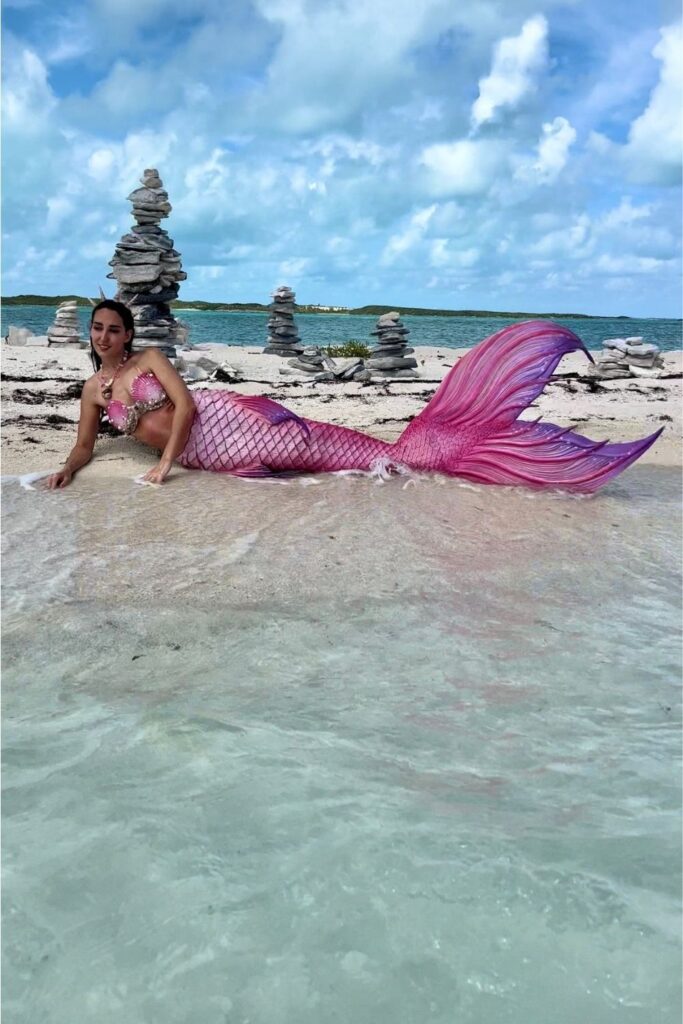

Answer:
[2,468,681,1023]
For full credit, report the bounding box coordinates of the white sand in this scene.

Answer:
[2,342,680,479]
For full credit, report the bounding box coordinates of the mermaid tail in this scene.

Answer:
[178,320,661,492]
[394,320,662,492]
[179,388,391,476]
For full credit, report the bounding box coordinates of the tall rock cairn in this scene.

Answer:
[47,300,81,345]
[263,285,303,355]
[367,311,418,378]
[107,169,187,354]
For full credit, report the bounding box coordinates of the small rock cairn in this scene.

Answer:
[107,169,187,355]
[367,312,418,378]
[47,300,81,345]
[263,285,303,355]
[591,336,665,379]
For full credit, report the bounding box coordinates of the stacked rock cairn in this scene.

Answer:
[47,300,81,346]
[107,169,187,355]
[263,285,303,355]
[590,336,665,379]
[367,312,418,378]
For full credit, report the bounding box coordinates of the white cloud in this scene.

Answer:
[471,15,548,130]
[420,139,506,196]
[599,198,652,230]
[595,254,668,274]
[46,196,74,233]
[2,46,57,133]
[623,22,683,185]
[430,240,479,268]
[381,205,437,264]
[533,116,576,182]
[531,214,592,257]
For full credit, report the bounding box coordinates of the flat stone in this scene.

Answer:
[603,338,628,351]
[134,326,171,337]
[366,356,418,370]
[111,250,162,265]
[625,343,659,357]
[370,369,420,380]
[109,264,163,283]
[371,346,414,357]
[591,367,631,379]
[48,325,81,337]
[625,354,657,367]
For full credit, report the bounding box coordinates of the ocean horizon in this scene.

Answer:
[3,304,682,352]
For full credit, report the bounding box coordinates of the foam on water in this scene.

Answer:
[2,468,681,1023]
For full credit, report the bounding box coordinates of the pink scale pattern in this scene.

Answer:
[173,320,662,492]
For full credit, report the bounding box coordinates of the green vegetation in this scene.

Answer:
[2,295,639,320]
[324,340,372,359]
[2,294,92,306]
[171,300,268,312]
[348,304,609,320]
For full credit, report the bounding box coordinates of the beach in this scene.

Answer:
[4,338,682,1023]
[2,342,681,479]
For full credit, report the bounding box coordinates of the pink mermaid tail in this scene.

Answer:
[178,320,662,493]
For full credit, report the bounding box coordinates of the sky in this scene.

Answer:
[2,0,682,317]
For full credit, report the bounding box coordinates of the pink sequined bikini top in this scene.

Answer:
[107,371,169,435]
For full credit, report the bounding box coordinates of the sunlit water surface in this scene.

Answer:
[2,468,681,1023]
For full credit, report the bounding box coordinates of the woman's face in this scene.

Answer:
[90,308,132,362]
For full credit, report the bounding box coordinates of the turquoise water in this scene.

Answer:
[3,304,682,352]
[2,467,681,1023]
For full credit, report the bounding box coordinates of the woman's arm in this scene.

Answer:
[140,349,196,484]
[46,380,101,489]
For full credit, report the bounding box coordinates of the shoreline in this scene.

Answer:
[2,342,681,479]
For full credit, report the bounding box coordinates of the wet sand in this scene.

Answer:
[1,342,680,479]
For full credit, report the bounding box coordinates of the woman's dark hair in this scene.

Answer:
[89,300,135,371]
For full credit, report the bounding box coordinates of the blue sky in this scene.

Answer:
[2,0,681,316]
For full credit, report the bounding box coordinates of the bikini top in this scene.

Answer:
[107,371,169,435]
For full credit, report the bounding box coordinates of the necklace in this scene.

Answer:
[99,355,129,400]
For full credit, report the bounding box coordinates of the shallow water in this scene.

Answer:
[3,304,682,351]
[3,468,681,1023]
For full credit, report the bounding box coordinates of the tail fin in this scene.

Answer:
[396,320,662,493]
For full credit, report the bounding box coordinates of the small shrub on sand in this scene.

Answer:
[324,340,371,359]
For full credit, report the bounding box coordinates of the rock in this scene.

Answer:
[25,335,50,347]
[183,365,210,382]
[629,365,664,379]
[367,311,418,378]
[263,285,303,355]
[47,300,81,345]
[5,326,33,346]
[625,343,659,357]
[313,371,336,382]
[366,356,418,370]
[108,169,189,349]
[370,369,420,380]
[195,356,220,372]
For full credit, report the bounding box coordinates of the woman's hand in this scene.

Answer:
[142,458,173,485]
[45,469,73,490]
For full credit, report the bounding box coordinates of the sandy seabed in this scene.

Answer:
[1,342,681,480]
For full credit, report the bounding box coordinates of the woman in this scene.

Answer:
[46,300,195,488]
[46,300,661,493]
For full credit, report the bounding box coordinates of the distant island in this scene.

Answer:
[1,294,638,320]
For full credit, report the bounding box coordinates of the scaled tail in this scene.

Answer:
[395,320,662,493]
